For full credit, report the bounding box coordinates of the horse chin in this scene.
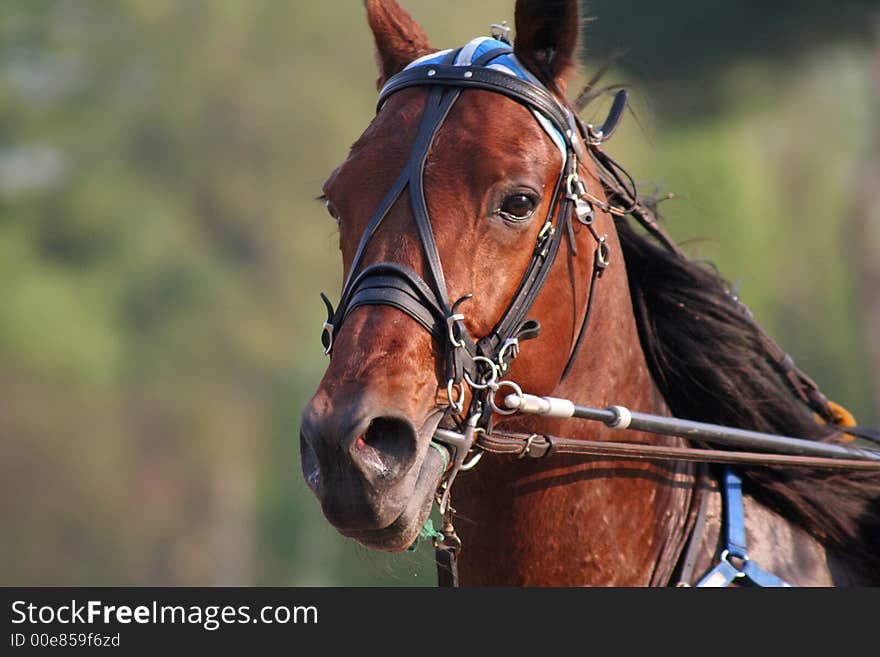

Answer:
[340,442,446,553]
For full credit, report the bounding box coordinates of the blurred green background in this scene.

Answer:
[1,1,878,586]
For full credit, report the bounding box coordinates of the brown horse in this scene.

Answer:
[300,0,880,586]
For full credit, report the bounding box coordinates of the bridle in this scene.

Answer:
[315,34,880,587]
[319,37,611,489]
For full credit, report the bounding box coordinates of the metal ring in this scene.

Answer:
[597,235,610,268]
[461,448,484,472]
[437,530,461,554]
[446,313,465,349]
[321,322,334,356]
[719,549,748,578]
[446,379,465,414]
[587,124,604,145]
[463,356,499,390]
[490,380,524,415]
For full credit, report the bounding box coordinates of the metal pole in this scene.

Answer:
[504,393,880,462]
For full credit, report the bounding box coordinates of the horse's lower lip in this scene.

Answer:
[338,437,446,552]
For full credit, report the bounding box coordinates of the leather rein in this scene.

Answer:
[477,430,880,471]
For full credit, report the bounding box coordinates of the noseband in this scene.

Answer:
[320,39,609,431]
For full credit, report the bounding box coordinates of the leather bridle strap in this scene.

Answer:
[435,547,458,588]
[322,50,480,384]
[378,65,572,135]
[330,78,461,323]
[343,263,448,338]
[476,430,880,470]
[673,464,712,587]
[476,165,572,363]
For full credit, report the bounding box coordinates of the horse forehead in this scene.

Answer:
[434,91,559,167]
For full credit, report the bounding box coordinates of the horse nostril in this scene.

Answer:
[353,416,417,479]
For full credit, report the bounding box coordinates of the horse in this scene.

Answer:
[299,0,880,586]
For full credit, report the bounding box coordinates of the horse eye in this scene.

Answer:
[498,193,537,222]
[324,199,340,223]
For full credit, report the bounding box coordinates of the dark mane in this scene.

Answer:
[614,216,880,582]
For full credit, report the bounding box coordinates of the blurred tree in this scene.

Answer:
[853,17,880,414]
[582,0,879,114]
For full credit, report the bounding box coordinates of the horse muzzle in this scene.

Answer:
[299,392,446,549]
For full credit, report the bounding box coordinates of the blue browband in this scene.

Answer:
[381,37,573,162]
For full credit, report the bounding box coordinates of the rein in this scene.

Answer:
[429,392,880,588]
[476,430,880,471]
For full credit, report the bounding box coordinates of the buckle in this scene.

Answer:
[566,172,588,201]
[490,21,511,44]
[498,337,520,372]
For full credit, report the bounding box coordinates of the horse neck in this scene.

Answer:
[454,171,697,586]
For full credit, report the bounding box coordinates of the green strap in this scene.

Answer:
[429,441,450,470]
[405,442,450,552]
[406,518,445,552]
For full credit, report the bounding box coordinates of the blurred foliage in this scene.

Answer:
[0,1,876,585]
[583,0,879,113]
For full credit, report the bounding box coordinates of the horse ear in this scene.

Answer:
[513,0,580,93]
[364,0,433,89]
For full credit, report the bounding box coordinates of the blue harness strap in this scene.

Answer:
[696,468,793,587]
[722,468,749,560]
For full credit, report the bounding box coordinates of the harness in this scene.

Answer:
[317,34,880,588]
[694,469,792,587]
[320,39,603,412]
[319,38,614,523]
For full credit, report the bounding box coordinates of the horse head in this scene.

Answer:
[300,0,595,552]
